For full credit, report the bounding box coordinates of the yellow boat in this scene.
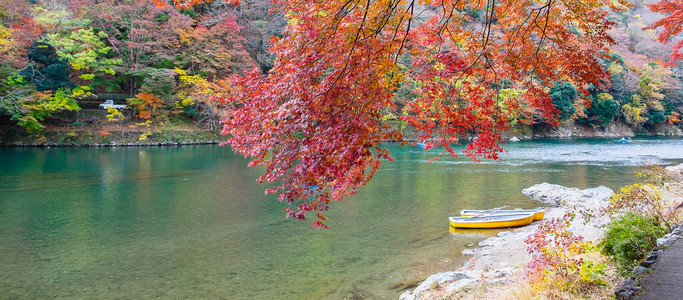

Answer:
[449,213,534,229]
[460,208,545,221]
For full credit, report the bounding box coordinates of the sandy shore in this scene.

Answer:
[400,164,683,299]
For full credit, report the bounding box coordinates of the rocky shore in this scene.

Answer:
[399,183,616,299]
[400,163,683,300]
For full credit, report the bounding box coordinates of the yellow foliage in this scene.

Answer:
[175,96,195,109]
[72,86,92,99]
[106,107,124,122]
[135,120,153,127]
[622,98,648,128]
[0,25,13,54]
[607,63,623,75]
[139,131,152,141]
[173,68,187,76]
[597,93,613,102]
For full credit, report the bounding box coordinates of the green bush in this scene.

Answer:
[647,108,666,125]
[550,81,577,120]
[599,212,667,273]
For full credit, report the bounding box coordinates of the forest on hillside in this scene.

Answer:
[0,0,281,136]
[0,0,682,140]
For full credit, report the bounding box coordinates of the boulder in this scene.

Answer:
[399,291,416,300]
[665,163,683,178]
[509,136,521,142]
[413,271,471,293]
[445,278,480,293]
[522,182,614,207]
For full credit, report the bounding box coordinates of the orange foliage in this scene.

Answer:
[127,93,163,120]
[647,0,683,65]
[669,112,682,125]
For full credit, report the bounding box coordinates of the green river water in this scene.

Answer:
[1,138,682,299]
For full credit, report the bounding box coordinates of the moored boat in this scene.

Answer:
[449,213,534,229]
[460,208,545,221]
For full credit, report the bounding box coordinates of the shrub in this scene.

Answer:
[604,177,681,229]
[127,93,163,120]
[525,212,607,294]
[599,212,667,273]
[578,93,619,127]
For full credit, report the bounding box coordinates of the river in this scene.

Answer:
[1,138,682,299]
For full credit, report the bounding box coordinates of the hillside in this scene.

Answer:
[0,0,682,146]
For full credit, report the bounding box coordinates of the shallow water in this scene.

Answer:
[1,137,682,299]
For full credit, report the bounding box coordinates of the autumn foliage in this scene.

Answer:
[647,0,683,65]
[154,0,240,9]
[525,212,606,293]
[128,92,163,119]
[2,0,674,228]
[205,0,629,227]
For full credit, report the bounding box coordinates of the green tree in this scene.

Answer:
[19,41,73,91]
[579,92,620,127]
[46,28,121,84]
[549,81,577,120]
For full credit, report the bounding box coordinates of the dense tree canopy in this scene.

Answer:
[205,0,628,227]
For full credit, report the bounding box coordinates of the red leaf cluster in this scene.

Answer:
[647,0,683,65]
[216,1,622,227]
[155,0,624,227]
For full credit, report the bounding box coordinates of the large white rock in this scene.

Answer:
[445,278,480,293]
[399,291,416,300]
[413,271,471,293]
[521,182,614,208]
[665,163,683,178]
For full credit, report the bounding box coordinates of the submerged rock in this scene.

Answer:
[521,182,614,207]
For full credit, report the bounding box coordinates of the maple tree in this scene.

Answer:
[152,0,631,227]
[182,0,625,228]
[127,92,164,119]
[647,0,683,65]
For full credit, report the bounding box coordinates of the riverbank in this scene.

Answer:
[400,164,683,299]
[2,120,681,147]
[506,123,683,140]
[0,125,223,147]
[390,120,683,142]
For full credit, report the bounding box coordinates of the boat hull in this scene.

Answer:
[449,213,534,229]
[460,209,545,221]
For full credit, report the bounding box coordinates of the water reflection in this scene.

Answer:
[0,138,682,299]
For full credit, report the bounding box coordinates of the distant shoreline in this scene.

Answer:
[0,128,224,148]
[2,131,681,148]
